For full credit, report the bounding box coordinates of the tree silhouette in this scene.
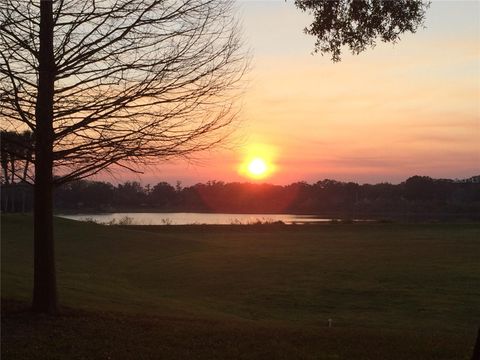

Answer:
[1,131,14,211]
[1,130,34,211]
[1,0,246,314]
[52,176,480,220]
[295,0,429,61]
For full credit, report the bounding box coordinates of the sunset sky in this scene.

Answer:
[114,0,479,186]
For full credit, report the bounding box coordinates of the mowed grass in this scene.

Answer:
[2,215,480,359]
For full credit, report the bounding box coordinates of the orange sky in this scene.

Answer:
[104,1,479,186]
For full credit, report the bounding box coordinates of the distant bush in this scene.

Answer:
[230,218,285,225]
[117,216,134,226]
[84,217,98,224]
[105,216,135,226]
[161,218,172,225]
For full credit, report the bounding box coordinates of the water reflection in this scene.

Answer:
[58,212,337,225]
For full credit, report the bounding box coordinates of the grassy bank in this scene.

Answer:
[2,215,479,359]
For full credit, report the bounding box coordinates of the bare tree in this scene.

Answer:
[1,0,247,314]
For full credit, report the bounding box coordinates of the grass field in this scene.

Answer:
[2,215,480,359]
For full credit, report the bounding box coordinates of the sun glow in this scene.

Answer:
[238,143,277,180]
[248,158,268,177]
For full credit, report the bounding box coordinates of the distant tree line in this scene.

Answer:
[2,175,479,221]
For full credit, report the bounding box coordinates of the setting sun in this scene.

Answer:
[238,143,277,180]
[247,158,268,177]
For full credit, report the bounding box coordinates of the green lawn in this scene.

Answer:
[2,215,479,359]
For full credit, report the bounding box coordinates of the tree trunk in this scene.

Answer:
[32,0,57,314]
[21,185,26,214]
[3,185,9,213]
[1,162,9,212]
[10,186,15,213]
[9,155,15,213]
[3,190,8,213]
[22,159,30,214]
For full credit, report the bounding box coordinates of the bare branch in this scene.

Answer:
[1,0,248,183]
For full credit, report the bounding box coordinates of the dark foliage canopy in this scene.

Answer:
[294,0,429,61]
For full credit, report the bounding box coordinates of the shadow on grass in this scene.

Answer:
[1,299,475,360]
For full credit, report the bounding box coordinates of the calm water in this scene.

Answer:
[58,212,336,225]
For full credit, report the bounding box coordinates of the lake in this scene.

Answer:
[58,212,340,225]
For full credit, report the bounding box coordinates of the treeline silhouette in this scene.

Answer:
[2,175,479,221]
